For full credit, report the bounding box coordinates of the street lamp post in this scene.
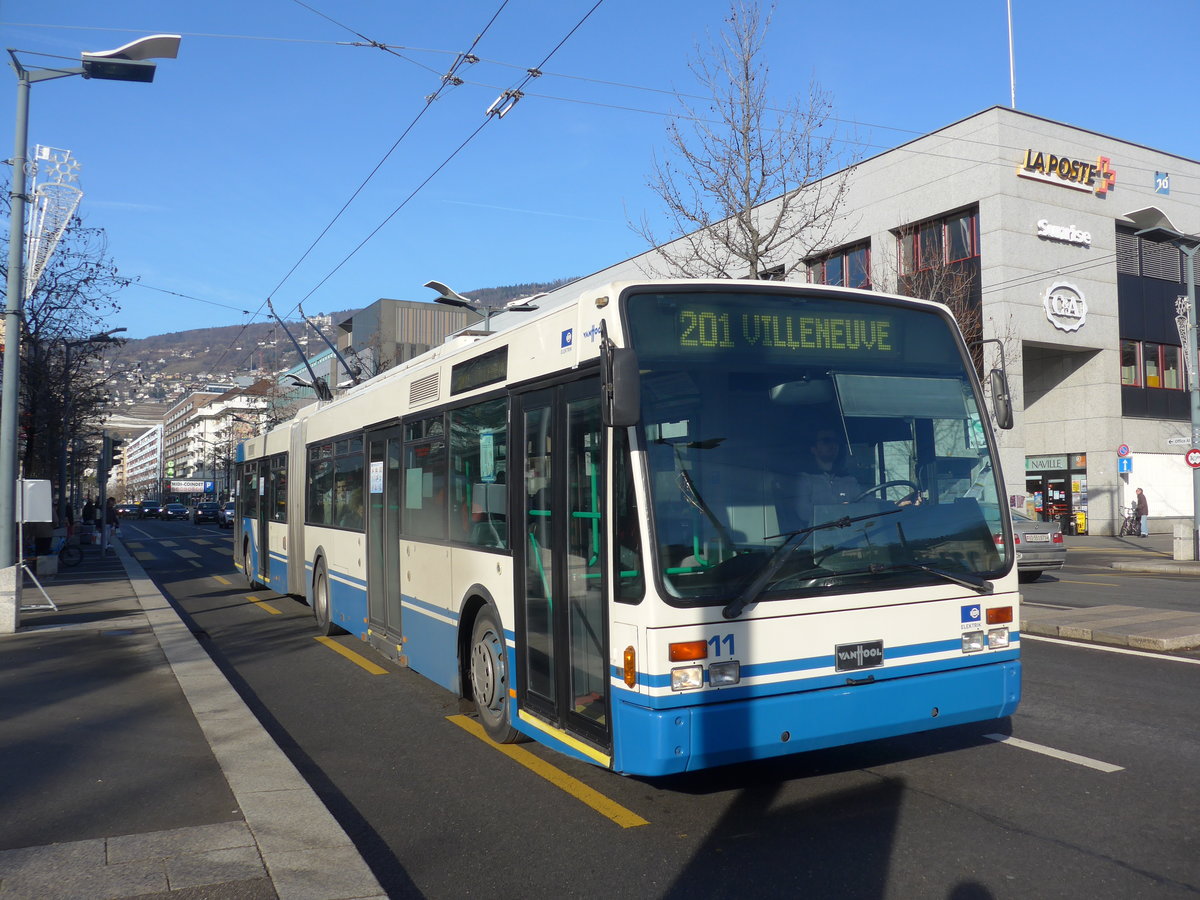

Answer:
[1,36,179,606]
[1136,226,1200,560]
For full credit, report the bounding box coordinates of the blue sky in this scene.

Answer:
[3,1,1198,339]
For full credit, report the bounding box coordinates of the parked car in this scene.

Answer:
[1011,508,1065,583]
[116,503,139,518]
[137,500,162,519]
[218,501,237,529]
[193,501,221,524]
[162,503,190,521]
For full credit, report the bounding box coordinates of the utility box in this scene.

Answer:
[19,479,53,523]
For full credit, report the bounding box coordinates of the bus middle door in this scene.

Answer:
[515,378,611,757]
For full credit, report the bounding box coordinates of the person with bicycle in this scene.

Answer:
[1135,487,1149,537]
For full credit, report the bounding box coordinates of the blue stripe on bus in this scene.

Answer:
[398,593,460,693]
[609,658,1021,776]
[612,644,1021,709]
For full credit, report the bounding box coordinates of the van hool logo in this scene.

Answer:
[1018,149,1117,196]
[834,640,884,672]
[1044,281,1088,333]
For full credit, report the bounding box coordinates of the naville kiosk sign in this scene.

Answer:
[1018,149,1117,196]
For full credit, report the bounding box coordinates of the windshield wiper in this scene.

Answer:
[721,508,902,620]
[807,562,994,595]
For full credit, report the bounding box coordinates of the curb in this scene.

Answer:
[115,543,387,900]
[1111,560,1200,575]
[1021,604,1200,652]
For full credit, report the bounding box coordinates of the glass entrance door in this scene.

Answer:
[516,379,610,750]
[366,426,403,635]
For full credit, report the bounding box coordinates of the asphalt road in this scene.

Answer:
[121,518,1200,899]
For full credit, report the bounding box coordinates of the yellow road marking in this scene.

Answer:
[314,636,387,674]
[447,714,649,829]
[1057,580,1117,587]
[212,575,231,585]
[244,594,282,615]
[125,542,143,550]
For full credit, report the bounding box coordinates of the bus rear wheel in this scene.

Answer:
[469,608,521,744]
[312,561,341,636]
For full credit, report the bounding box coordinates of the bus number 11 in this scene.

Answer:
[708,634,735,657]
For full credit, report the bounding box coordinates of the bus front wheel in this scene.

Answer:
[469,608,521,744]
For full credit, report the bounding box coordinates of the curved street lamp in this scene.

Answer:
[1,35,180,619]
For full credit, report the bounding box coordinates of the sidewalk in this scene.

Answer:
[1020,532,1200,652]
[0,542,385,900]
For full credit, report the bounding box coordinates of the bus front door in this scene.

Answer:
[366,425,404,653]
[516,380,611,756]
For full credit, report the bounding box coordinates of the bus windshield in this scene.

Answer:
[623,288,1008,606]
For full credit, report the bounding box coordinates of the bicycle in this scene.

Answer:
[51,534,83,567]
[1117,503,1140,537]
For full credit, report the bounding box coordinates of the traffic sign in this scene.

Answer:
[1167,437,1190,446]
[1117,444,1131,457]
[1118,457,1133,473]
[1186,448,1200,469]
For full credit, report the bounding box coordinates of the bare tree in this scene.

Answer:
[632,2,858,279]
[1,179,128,491]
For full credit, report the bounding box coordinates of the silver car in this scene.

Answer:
[1012,508,1066,583]
[217,501,237,529]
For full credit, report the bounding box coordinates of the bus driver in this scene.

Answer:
[793,427,860,525]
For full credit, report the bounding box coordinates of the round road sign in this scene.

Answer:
[1117,444,1131,457]
[1186,448,1200,468]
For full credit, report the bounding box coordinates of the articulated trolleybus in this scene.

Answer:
[234,279,1019,776]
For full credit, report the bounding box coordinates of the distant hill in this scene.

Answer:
[102,279,578,392]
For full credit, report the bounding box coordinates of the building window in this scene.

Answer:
[1144,341,1162,387]
[807,242,870,289]
[1120,340,1140,386]
[1123,340,1186,390]
[897,209,979,274]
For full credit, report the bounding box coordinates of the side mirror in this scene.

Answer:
[606,348,641,427]
[989,368,1013,430]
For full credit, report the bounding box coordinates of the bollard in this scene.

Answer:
[1173,521,1196,561]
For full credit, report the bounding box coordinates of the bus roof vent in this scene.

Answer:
[410,372,440,406]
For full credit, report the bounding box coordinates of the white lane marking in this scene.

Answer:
[983,734,1124,773]
[1024,634,1200,665]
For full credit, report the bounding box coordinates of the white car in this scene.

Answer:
[217,501,237,529]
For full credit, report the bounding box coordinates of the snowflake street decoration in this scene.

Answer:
[24,146,84,300]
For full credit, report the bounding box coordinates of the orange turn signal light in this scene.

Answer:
[669,640,708,662]
[987,606,1013,625]
[623,646,637,687]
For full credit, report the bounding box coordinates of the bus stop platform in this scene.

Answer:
[0,544,384,900]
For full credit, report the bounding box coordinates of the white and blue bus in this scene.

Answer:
[234,279,1019,776]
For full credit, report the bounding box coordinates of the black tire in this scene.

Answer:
[59,545,82,567]
[469,608,522,743]
[242,538,257,589]
[312,560,343,636]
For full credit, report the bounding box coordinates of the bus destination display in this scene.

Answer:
[675,306,900,356]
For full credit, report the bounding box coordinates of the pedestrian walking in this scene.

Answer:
[1135,487,1149,537]
[101,497,121,554]
[81,497,95,527]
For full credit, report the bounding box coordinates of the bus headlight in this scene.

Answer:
[671,665,704,691]
[961,630,985,653]
[708,660,740,686]
[988,627,1010,649]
